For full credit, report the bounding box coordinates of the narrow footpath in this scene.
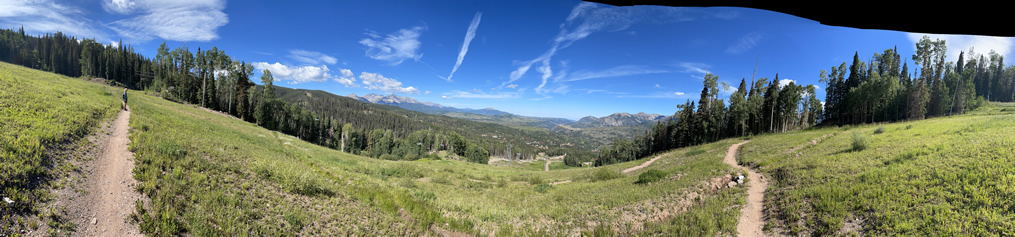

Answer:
[723,140,766,237]
[74,109,143,236]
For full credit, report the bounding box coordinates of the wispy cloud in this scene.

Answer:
[359,26,425,65]
[503,3,698,88]
[0,0,106,40]
[251,62,347,85]
[618,91,696,99]
[506,84,519,89]
[907,33,1013,61]
[107,0,229,42]
[533,65,669,95]
[441,90,520,99]
[444,12,482,82]
[289,50,337,65]
[576,89,627,95]
[359,72,419,94]
[562,65,668,82]
[726,32,762,54]
[678,62,709,74]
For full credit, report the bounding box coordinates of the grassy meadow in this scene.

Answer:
[739,102,1015,236]
[6,61,1015,236]
[124,72,748,236]
[0,62,120,232]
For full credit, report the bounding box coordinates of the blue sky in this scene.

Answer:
[3,0,1014,120]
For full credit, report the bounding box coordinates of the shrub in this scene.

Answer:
[851,132,868,151]
[905,124,913,130]
[527,175,545,185]
[590,168,623,182]
[431,174,453,185]
[637,169,667,184]
[403,153,419,161]
[534,183,553,193]
[874,126,886,134]
[380,154,400,161]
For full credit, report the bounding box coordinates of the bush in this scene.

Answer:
[534,183,553,193]
[874,126,886,134]
[380,154,399,161]
[590,168,623,182]
[637,169,667,184]
[851,132,868,151]
[905,124,913,130]
[527,175,545,185]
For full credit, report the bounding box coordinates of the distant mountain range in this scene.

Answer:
[347,93,513,116]
[571,112,667,128]
[345,93,671,143]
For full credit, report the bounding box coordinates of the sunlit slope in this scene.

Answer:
[126,75,754,235]
[739,103,1015,236]
[0,62,120,230]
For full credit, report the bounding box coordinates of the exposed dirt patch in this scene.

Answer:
[788,133,837,154]
[550,180,571,185]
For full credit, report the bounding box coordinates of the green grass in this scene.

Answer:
[740,103,1015,236]
[0,62,119,231]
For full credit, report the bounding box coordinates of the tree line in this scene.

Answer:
[590,72,821,166]
[0,28,495,164]
[590,36,1014,167]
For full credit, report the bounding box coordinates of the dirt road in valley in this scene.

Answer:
[723,140,766,237]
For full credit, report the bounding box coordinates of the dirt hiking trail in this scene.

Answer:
[622,155,664,174]
[74,109,143,236]
[723,140,766,237]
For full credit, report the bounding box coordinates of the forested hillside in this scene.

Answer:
[0,26,604,164]
[590,36,1014,167]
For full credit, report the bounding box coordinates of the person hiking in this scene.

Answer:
[122,88,128,111]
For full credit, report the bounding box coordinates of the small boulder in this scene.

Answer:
[727,181,737,188]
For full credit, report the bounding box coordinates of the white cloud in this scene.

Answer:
[359,26,424,65]
[441,90,520,99]
[727,32,762,54]
[444,12,482,82]
[107,0,228,42]
[425,90,431,95]
[359,72,419,94]
[0,0,106,40]
[779,79,796,88]
[251,62,343,84]
[102,0,137,14]
[506,84,519,89]
[335,68,356,87]
[907,33,1013,62]
[289,50,337,65]
[655,84,662,88]
[674,92,685,96]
